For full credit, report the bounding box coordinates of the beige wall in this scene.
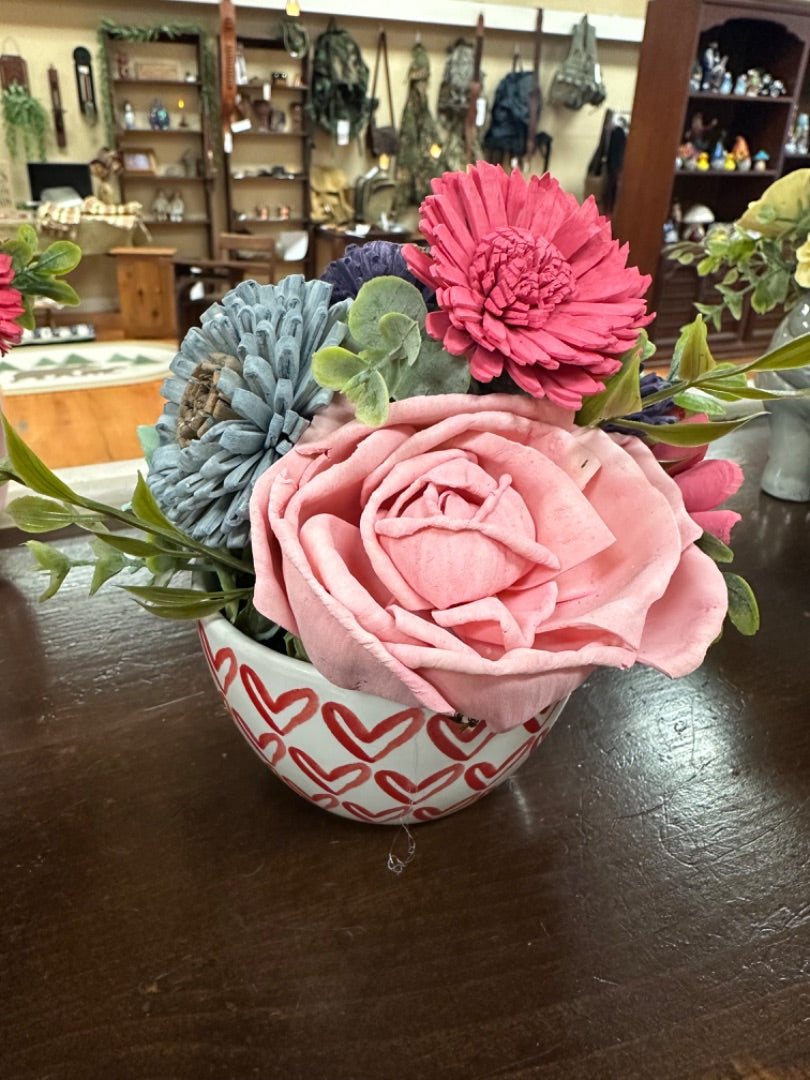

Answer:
[1,0,643,308]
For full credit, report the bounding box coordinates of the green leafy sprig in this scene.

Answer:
[667,199,810,328]
[0,415,256,624]
[1,225,82,329]
[311,276,470,426]
[2,82,49,161]
[579,315,810,444]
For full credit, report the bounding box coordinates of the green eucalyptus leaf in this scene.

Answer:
[6,495,89,533]
[696,531,734,564]
[724,572,760,636]
[615,415,755,445]
[378,311,422,362]
[122,583,251,620]
[0,417,80,502]
[25,540,72,601]
[311,345,366,390]
[33,240,82,277]
[84,530,179,558]
[390,337,471,399]
[348,276,427,347]
[343,367,390,426]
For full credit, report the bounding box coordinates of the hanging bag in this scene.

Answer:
[367,31,399,158]
[548,15,606,111]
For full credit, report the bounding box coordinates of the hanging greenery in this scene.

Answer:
[96,19,220,155]
[2,82,49,161]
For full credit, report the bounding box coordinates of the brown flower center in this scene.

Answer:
[473,227,575,327]
[176,352,240,447]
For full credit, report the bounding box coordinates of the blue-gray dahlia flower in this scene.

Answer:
[320,240,435,306]
[147,276,349,549]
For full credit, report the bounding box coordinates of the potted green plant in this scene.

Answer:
[2,81,49,161]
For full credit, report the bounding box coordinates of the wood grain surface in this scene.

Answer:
[1,418,808,1080]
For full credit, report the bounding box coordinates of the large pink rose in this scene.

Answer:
[249,395,728,732]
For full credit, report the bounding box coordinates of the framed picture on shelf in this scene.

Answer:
[122,149,157,174]
[135,61,180,81]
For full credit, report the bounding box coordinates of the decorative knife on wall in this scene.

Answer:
[48,65,67,148]
[73,46,97,121]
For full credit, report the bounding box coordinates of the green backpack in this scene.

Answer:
[307,20,371,140]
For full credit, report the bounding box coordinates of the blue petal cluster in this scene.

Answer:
[320,240,435,305]
[147,277,349,549]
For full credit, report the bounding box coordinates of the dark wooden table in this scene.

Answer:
[2,418,809,1080]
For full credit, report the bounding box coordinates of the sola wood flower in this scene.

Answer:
[320,239,434,305]
[0,253,25,355]
[147,277,348,549]
[405,162,651,409]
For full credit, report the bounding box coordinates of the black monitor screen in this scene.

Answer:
[27,161,93,202]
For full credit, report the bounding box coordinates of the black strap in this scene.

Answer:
[371,30,395,125]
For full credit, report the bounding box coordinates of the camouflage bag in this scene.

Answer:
[394,42,446,211]
[307,20,371,139]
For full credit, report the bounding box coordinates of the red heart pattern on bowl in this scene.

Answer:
[199,616,567,824]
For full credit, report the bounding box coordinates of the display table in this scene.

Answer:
[1,418,808,1079]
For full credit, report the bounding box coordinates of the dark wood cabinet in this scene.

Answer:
[613,0,810,358]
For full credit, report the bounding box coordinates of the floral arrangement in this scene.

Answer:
[668,168,810,326]
[3,162,808,733]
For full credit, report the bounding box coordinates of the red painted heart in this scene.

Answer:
[198,624,237,694]
[281,774,339,811]
[322,701,424,763]
[241,664,319,735]
[341,801,409,823]
[426,715,496,761]
[464,735,537,792]
[412,791,484,821]
[375,764,464,805]
[288,746,371,796]
[230,708,286,767]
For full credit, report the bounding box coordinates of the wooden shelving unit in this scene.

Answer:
[613,0,810,358]
[100,29,218,260]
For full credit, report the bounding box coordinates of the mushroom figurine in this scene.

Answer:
[682,203,715,242]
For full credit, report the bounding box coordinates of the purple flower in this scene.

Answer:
[605,371,678,433]
[320,240,435,305]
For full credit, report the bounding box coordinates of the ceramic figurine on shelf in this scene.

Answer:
[685,112,717,152]
[710,139,726,170]
[754,150,771,171]
[732,135,751,170]
[116,52,131,79]
[150,189,170,222]
[696,151,711,171]
[689,61,702,92]
[168,191,185,223]
[122,101,136,130]
[795,113,809,155]
[719,70,733,95]
[700,41,720,90]
[733,72,748,96]
[724,151,736,171]
[745,69,763,96]
[149,99,170,130]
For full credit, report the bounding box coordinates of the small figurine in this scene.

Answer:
[116,52,131,79]
[168,191,185,222]
[733,73,748,96]
[122,101,136,130]
[696,151,711,171]
[149,99,170,130]
[719,70,733,95]
[150,189,170,222]
[732,135,751,170]
[689,62,702,92]
[745,69,764,96]
[710,138,726,170]
[700,42,720,90]
[769,79,786,98]
[753,150,771,171]
[724,151,736,171]
[794,113,809,154]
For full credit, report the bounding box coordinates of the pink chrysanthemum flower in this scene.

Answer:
[0,253,24,355]
[404,162,652,409]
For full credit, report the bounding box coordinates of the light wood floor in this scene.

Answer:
[3,378,167,469]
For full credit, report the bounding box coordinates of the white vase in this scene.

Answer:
[199,613,568,825]
[756,293,810,501]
